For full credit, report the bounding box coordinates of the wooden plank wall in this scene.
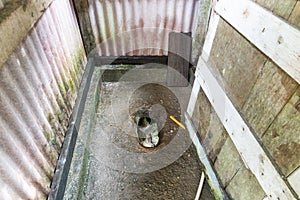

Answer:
[190,0,300,199]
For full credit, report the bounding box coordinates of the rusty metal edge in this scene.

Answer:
[47,57,95,200]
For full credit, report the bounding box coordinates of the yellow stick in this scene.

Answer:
[169,115,186,130]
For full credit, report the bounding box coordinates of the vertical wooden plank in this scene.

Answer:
[167,32,191,87]
[187,80,201,115]
[191,0,211,64]
[201,0,220,61]
[201,14,220,61]
[187,3,220,115]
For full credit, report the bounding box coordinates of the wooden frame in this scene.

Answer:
[187,0,219,116]
[188,0,300,199]
[215,0,300,85]
[194,58,296,199]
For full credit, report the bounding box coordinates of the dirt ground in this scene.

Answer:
[81,80,215,200]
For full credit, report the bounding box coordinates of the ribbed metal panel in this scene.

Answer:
[85,0,197,56]
[0,0,86,199]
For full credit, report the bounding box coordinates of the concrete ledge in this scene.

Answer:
[0,0,53,68]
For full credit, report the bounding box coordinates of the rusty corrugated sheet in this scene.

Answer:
[0,0,86,198]
[79,0,198,56]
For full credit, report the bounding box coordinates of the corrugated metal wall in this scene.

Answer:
[0,0,86,199]
[75,0,198,56]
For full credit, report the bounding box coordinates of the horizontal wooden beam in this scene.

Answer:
[215,0,300,84]
[195,57,297,200]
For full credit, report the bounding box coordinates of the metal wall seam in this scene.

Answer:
[0,0,86,199]
[85,0,198,56]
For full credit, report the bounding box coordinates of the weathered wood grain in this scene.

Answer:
[195,90,212,140]
[214,137,243,187]
[191,0,211,64]
[187,2,219,115]
[242,61,298,137]
[289,1,300,29]
[262,87,300,176]
[273,0,297,19]
[195,57,297,199]
[209,19,266,108]
[216,0,300,84]
[201,13,220,61]
[251,0,277,11]
[251,0,297,20]
[226,167,266,200]
[202,111,228,162]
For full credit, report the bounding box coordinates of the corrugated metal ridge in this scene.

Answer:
[83,0,198,55]
[0,0,86,199]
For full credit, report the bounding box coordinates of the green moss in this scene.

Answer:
[204,0,211,17]
[69,79,76,94]
[77,148,92,199]
[63,78,70,93]
[65,49,86,93]
[58,78,69,104]
[73,49,85,73]
[42,128,60,170]
[203,168,226,200]
[46,114,61,147]
[57,96,66,112]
